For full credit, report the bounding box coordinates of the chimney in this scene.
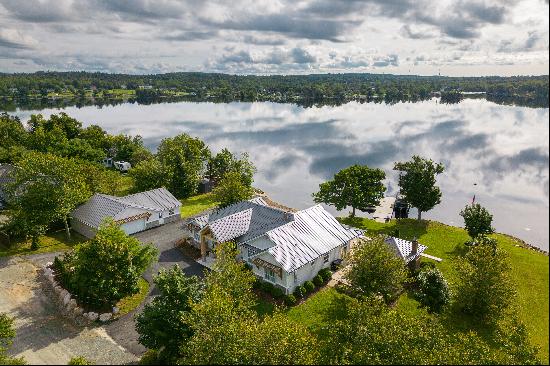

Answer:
[411,237,419,256]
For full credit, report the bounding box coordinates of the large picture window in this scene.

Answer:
[265,268,276,282]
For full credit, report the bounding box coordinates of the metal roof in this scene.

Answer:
[71,187,181,228]
[265,205,359,272]
[384,237,427,263]
[198,198,292,244]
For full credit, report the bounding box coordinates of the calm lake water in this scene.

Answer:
[11,99,549,250]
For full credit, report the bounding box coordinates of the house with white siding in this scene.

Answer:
[187,197,362,294]
[70,187,181,238]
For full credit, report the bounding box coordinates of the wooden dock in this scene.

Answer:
[372,196,396,223]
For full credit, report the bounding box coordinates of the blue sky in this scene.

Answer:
[0,0,548,76]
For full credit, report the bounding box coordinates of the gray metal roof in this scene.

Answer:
[198,198,292,244]
[384,237,427,263]
[71,187,181,228]
[265,205,359,272]
[117,188,182,211]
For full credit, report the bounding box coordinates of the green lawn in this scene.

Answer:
[339,217,549,362]
[115,277,150,317]
[180,193,219,218]
[0,229,87,257]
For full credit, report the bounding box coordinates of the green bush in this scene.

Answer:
[284,294,297,306]
[271,286,284,299]
[313,275,324,287]
[304,281,315,293]
[139,349,160,365]
[319,268,332,282]
[293,285,306,298]
[414,267,451,313]
[68,356,92,365]
[261,281,274,294]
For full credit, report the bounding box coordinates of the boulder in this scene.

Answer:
[44,268,53,277]
[54,286,62,294]
[63,293,71,305]
[67,299,77,311]
[112,306,119,314]
[99,313,112,322]
[87,312,99,322]
[73,307,84,316]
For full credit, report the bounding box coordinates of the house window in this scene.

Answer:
[193,231,200,242]
[265,268,276,283]
[159,212,163,218]
[169,209,174,215]
[323,254,329,263]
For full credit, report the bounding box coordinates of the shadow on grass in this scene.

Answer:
[340,217,429,240]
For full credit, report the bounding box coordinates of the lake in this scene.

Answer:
[10,99,549,250]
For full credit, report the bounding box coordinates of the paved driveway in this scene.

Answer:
[104,218,206,355]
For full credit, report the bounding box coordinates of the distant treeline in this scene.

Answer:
[0,71,548,109]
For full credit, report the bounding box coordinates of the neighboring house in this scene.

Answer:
[0,164,15,209]
[384,236,427,267]
[187,197,361,294]
[71,187,181,238]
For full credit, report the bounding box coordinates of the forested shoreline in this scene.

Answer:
[0,71,548,110]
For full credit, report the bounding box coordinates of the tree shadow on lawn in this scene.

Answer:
[340,217,429,241]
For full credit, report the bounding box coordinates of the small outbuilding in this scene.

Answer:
[70,187,181,238]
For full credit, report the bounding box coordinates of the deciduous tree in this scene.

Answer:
[312,164,386,217]
[460,203,495,240]
[212,171,254,208]
[135,266,204,363]
[56,219,157,309]
[345,236,407,303]
[394,156,444,220]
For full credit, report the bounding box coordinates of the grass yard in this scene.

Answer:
[339,217,549,362]
[0,229,87,257]
[115,277,150,317]
[180,193,219,218]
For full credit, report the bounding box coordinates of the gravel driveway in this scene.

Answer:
[0,256,138,365]
[1,218,206,364]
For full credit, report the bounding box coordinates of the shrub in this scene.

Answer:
[460,203,494,240]
[57,220,157,309]
[313,275,324,287]
[414,267,451,313]
[139,349,160,365]
[293,285,306,299]
[319,268,332,282]
[303,281,315,293]
[261,281,274,294]
[68,356,92,365]
[345,236,407,303]
[284,294,297,306]
[271,286,284,299]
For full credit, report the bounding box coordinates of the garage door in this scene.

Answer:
[121,218,146,235]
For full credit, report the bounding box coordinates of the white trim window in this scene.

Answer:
[193,230,200,242]
[265,268,276,283]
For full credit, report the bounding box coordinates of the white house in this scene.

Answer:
[187,197,362,294]
[71,187,181,238]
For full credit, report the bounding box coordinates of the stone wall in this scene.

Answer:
[42,263,118,326]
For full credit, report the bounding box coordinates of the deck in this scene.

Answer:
[372,196,396,223]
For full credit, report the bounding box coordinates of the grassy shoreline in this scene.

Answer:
[337,217,549,363]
